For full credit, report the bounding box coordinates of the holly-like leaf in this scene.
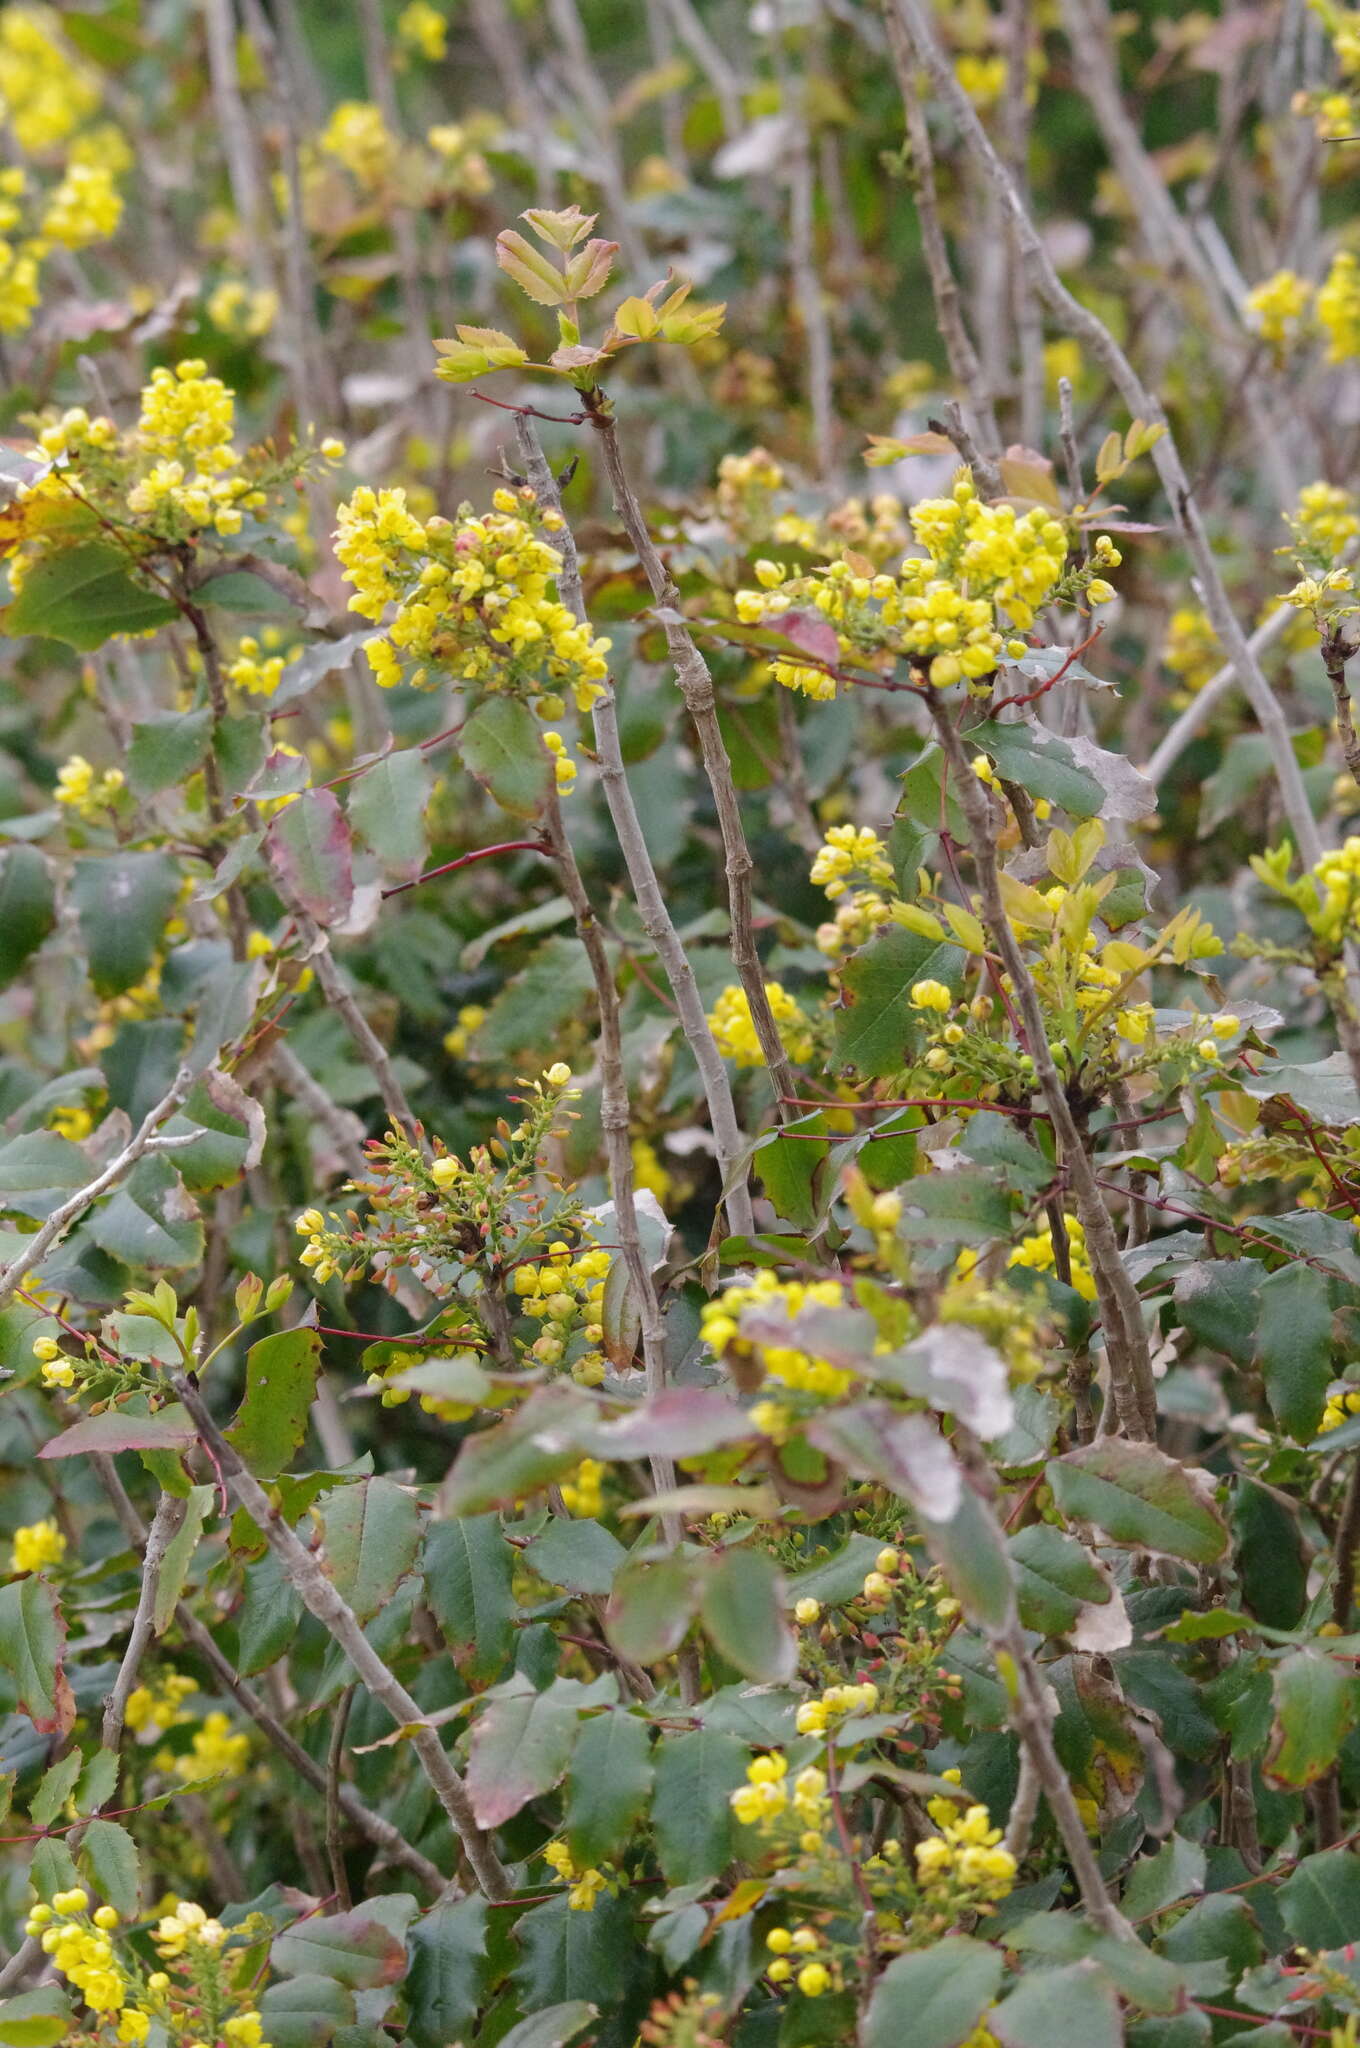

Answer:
[0,1990,71,2048]
[1278,1849,1360,1948]
[466,1676,586,1828]
[226,1329,321,1479]
[965,718,1105,816]
[127,707,214,799]
[832,924,966,1078]
[1047,1440,1228,1563]
[698,1546,797,1681]
[605,1550,699,1664]
[461,695,551,819]
[0,846,56,989]
[71,852,181,996]
[4,541,178,650]
[265,789,354,925]
[347,749,433,880]
[1254,1262,1333,1442]
[0,1576,67,1733]
[270,1910,409,1989]
[78,1819,140,1920]
[651,1727,747,1882]
[88,1154,202,1270]
[1266,1649,1357,1786]
[40,1404,197,1460]
[564,1711,653,1868]
[316,1477,422,1624]
[404,1897,488,2048]
[992,1960,1122,2048]
[425,1514,517,1682]
[257,1976,355,2048]
[1007,1524,1115,1639]
[439,1385,597,1516]
[863,1937,1005,2048]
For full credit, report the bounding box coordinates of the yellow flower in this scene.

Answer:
[910,978,953,1012]
[707,982,813,1067]
[10,1518,65,1575]
[397,0,447,59]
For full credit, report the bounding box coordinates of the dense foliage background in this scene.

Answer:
[5,2,1360,2045]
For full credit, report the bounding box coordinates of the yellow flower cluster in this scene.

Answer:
[914,1794,1017,1905]
[125,360,263,538]
[542,1838,608,1909]
[0,8,101,152]
[1007,1213,1096,1301]
[125,1669,198,1737]
[228,635,305,697]
[319,100,399,188]
[426,120,495,196]
[794,1679,880,1736]
[735,473,1079,695]
[1245,268,1313,351]
[398,0,448,59]
[335,488,610,772]
[955,52,1008,105]
[730,1750,831,1836]
[1320,1388,1360,1434]
[26,1893,128,2016]
[1310,838,1360,946]
[707,982,813,1067]
[49,1102,93,1141]
[295,1206,342,1286]
[0,226,41,335]
[207,278,279,338]
[170,1710,251,1783]
[702,1271,855,1400]
[631,1135,674,1205]
[765,1922,836,1998]
[810,824,893,900]
[153,1898,228,1959]
[560,1457,607,1517]
[1290,480,1360,557]
[10,1517,65,1574]
[715,447,787,531]
[1163,605,1220,697]
[1319,251,1360,361]
[55,754,125,819]
[513,1241,612,1385]
[32,1333,75,1389]
[41,161,121,247]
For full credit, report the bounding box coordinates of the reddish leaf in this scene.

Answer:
[265,789,354,925]
[40,1406,198,1460]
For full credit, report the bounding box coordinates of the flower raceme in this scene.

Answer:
[707,983,812,1067]
[733,470,1111,696]
[9,1516,65,1574]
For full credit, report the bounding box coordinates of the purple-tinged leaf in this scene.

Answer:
[265,789,354,925]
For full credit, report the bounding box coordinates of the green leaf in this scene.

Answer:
[753,1114,829,1231]
[919,1484,1017,1631]
[650,1728,746,1882]
[564,1711,654,1868]
[78,1818,141,1919]
[494,2006,597,2048]
[127,708,215,799]
[153,1484,213,1634]
[39,1404,197,1460]
[0,1132,90,1199]
[1232,1480,1307,1630]
[316,1477,422,1624]
[832,924,965,1078]
[439,1385,596,1517]
[71,853,181,996]
[525,1518,627,1597]
[863,1936,1004,2048]
[1047,1440,1228,1564]
[425,1514,517,1683]
[897,1169,1016,1245]
[347,750,433,881]
[466,1676,585,1828]
[264,789,354,925]
[237,1551,302,1677]
[1266,1649,1356,1786]
[0,1576,65,1732]
[461,696,550,818]
[1007,1524,1113,1638]
[1173,1261,1261,1370]
[270,1910,408,1988]
[1254,1262,1333,1441]
[509,1893,636,2016]
[992,1960,1122,2048]
[226,1329,322,1479]
[258,1975,356,2048]
[404,1896,488,2048]
[88,1154,203,1271]
[1278,1848,1360,1947]
[1239,1053,1360,1128]
[699,1546,797,1681]
[1121,1834,1207,1921]
[4,541,178,650]
[0,1990,71,2048]
[787,1534,885,1607]
[605,1550,699,1664]
[29,1750,81,1828]
[965,718,1105,816]
[472,937,596,1067]
[0,847,56,989]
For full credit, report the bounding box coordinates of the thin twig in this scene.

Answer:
[326,1686,357,1911]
